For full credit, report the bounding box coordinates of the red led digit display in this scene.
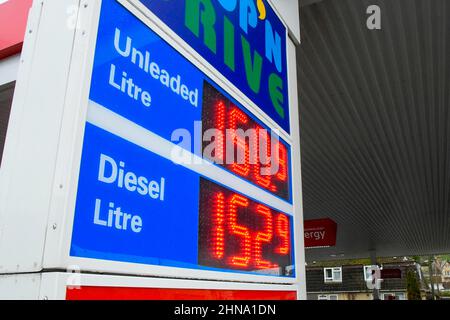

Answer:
[202,82,291,201]
[198,178,294,276]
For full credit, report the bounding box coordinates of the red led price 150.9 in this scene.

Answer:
[201,81,290,201]
[198,179,293,276]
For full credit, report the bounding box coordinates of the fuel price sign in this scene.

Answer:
[69,0,296,281]
[202,82,290,202]
[199,179,293,275]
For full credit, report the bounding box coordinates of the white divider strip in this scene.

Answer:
[86,100,293,215]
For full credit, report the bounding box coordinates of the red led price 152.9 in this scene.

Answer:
[198,178,294,276]
[201,81,291,201]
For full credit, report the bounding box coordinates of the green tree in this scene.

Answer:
[406,270,421,300]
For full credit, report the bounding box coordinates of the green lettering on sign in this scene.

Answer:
[269,73,284,119]
[185,0,217,53]
[223,16,235,71]
[241,35,262,94]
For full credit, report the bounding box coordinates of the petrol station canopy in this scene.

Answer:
[298,0,450,261]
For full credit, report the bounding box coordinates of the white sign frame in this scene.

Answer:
[0,0,306,298]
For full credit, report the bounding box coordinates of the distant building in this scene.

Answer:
[423,258,450,296]
[306,261,426,300]
[442,263,450,280]
[435,259,450,282]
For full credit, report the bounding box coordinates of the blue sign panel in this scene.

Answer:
[138,0,290,133]
[71,123,201,268]
[72,123,295,276]
[90,1,204,143]
[70,0,295,277]
[87,0,292,203]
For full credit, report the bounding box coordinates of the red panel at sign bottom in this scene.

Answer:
[66,286,297,300]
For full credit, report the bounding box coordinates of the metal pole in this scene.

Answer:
[429,256,435,300]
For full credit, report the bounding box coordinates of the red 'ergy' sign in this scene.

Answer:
[0,0,32,59]
[304,218,337,248]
